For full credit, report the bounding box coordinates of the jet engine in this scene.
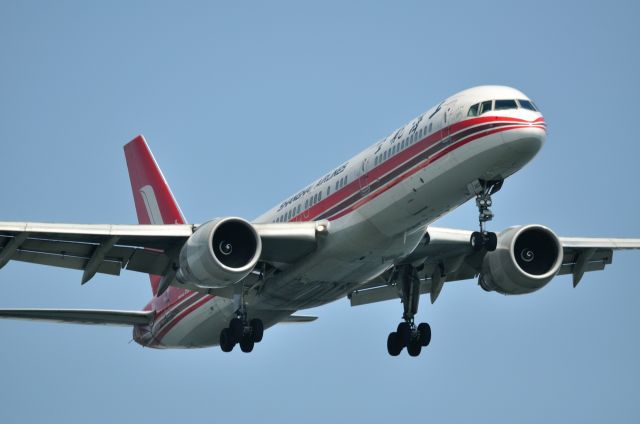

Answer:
[176,217,262,289]
[479,225,563,295]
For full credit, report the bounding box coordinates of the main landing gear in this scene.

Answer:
[469,179,503,252]
[219,285,264,353]
[219,313,264,353]
[387,265,432,357]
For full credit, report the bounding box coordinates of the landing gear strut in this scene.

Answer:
[387,265,431,357]
[219,287,264,353]
[470,179,502,252]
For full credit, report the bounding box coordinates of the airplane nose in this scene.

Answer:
[504,118,547,158]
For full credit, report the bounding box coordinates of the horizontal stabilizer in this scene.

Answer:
[0,308,154,326]
[281,315,317,323]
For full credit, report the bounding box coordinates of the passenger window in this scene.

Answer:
[517,99,537,111]
[318,192,322,202]
[467,103,479,117]
[326,187,330,196]
[428,122,432,132]
[494,99,517,110]
[480,100,493,115]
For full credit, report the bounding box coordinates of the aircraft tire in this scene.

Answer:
[417,322,431,347]
[486,232,498,251]
[220,328,234,352]
[240,335,255,353]
[397,322,411,347]
[407,339,422,357]
[387,332,402,356]
[470,232,484,251]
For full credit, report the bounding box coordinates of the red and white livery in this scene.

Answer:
[1,86,638,357]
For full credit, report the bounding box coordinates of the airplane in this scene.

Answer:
[1,85,639,357]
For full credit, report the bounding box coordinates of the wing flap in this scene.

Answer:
[280,315,318,323]
[12,251,122,275]
[0,308,154,326]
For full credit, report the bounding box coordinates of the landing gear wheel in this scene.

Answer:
[407,339,422,357]
[470,231,497,252]
[417,322,431,347]
[250,319,264,343]
[229,317,244,343]
[387,332,403,356]
[486,232,497,251]
[240,334,255,353]
[397,322,411,347]
[471,231,484,251]
[220,328,234,352]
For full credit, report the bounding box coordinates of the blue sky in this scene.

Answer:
[1,1,639,423]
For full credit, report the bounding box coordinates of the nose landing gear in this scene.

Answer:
[469,179,502,252]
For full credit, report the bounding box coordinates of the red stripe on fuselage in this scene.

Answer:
[289,116,544,222]
[152,294,214,346]
[328,124,538,221]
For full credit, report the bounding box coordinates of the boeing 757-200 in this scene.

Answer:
[1,85,638,357]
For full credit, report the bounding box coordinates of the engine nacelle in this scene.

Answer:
[479,225,563,295]
[176,217,262,289]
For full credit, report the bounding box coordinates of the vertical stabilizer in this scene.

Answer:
[124,135,186,295]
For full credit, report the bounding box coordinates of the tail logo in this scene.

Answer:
[139,185,164,225]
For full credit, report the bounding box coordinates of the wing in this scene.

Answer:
[0,308,154,326]
[349,227,640,307]
[0,220,327,284]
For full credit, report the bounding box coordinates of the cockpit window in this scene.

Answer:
[479,100,493,115]
[517,99,537,111]
[467,103,479,117]
[494,99,518,110]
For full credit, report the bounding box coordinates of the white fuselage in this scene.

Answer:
[135,85,546,348]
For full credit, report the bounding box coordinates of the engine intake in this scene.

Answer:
[176,217,262,289]
[480,225,563,295]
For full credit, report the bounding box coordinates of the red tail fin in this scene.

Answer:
[124,135,186,295]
